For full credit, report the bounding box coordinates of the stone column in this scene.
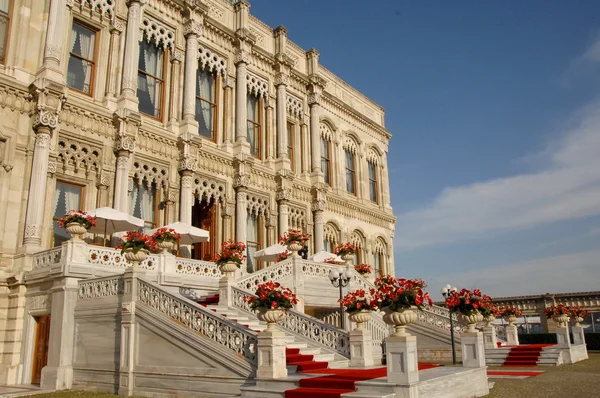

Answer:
[483,325,498,350]
[275,73,288,160]
[221,201,234,242]
[265,99,274,161]
[113,136,135,212]
[266,214,276,248]
[95,171,112,209]
[222,78,234,150]
[235,187,247,245]
[234,49,250,151]
[41,0,68,79]
[300,115,310,177]
[308,93,322,175]
[120,0,143,101]
[181,19,202,123]
[40,277,79,390]
[386,333,419,384]
[179,169,194,258]
[461,331,486,368]
[312,204,324,254]
[506,324,519,346]
[168,51,183,127]
[350,325,374,368]
[277,188,290,236]
[104,20,124,108]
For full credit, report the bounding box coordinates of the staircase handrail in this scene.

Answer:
[231,286,350,358]
[235,258,294,290]
[137,278,258,363]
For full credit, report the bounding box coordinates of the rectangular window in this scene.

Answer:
[287,121,295,171]
[138,37,165,119]
[373,253,381,276]
[324,240,333,254]
[246,213,261,273]
[129,180,157,229]
[368,162,378,202]
[196,68,217,139]
[67,21,97,95]
[53,181,84,247]
[247,95,261,157]
[321,137,330,184]
[0,0,11,64]
[345,150,356,194]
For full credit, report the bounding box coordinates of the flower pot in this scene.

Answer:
[456,312,484,333]
[66,222,87,241]
[573,317,584,327]
[553,314,569,328]
[123,248,149,267]
[219,261,239,278]
[341,253,354,266]
[287,242,303,258]
[382,306,418,337]
[503,315,517,326]
[256,307,287,331]
[484,315,496,327]
[349,310,372,330]
[156,240,174,254]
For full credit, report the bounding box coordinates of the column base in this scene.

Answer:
[41,366,73,390]
[350,328,374,368]
[556,328,571,349]
[461,331,486,368]
[506,325,519,346]
[385,334,419,384]
[257,328,288,379]
[218,277,233,307]
[483,326,498,350]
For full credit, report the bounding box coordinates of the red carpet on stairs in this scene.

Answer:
[285,348,439,398]
[502,344,555,367]
[195,293,219,306]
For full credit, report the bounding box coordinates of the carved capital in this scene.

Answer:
[234,49,251,65]
[116,156,129,169]
[47,161,57,175]
[116,135,135,153]
[171,50,184,63]
[24,224,41,239]
[222,201,235,218]
[34,132,52,149]
[224,76,235,89]
[181,175,193,188]
[110,19,125,34]
[167,187,178,202]
[276,187,291,202]
[234,173,250,189]
[0,161,13,172]
[183,18,203,37]
[274,72,289,87]
[302,114,310,126]
[178,156,198,172]
[307,92,321,106]
[266,214,277,228]
[311,200,326,212]
[31,82,67,131]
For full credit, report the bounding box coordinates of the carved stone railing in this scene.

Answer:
[231,286,350,358]
[78,275,124,299]
[88,246,156,271]
[138,279,257,363]
[32,246,63,270]
[173,258,221,278]
[235,259,294,290]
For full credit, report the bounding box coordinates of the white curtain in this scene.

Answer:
[247,96,257,154]
[140,182,155,226]
[246,213,258,273]
[197,70,214,137]
[130,182,139,218]
[373,253,380,275]
[64,186,80,213]
[345,151,354,193]
[78,28,94,92]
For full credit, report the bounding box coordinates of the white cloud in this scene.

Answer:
[395,99,600,250]
[432,250,600,297]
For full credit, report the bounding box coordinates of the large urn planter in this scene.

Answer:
[503,315,517,326]
[219,261,239,278]
[257,308,287,331]
[349,310,372,330]
[382,307,418,337]
[484,315,496,327]
[156,240,174,254]
[123,248,149,267]
[456,312,484,333]
[341,254,354,266]
[553,314,569,328]
[286,242,303,258]
[66,222,87,241]
[572,317,584,327]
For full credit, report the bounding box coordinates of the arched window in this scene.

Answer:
[130,178,158,229]
[196,68,218,140]
[324,222,340,253]
[374,237,388,275]
[138,36,167,119]
[345,149,356,194]
[321,136,331,184]
[247,94,261,157]
[368,160,378,203]
[0,0,12,64]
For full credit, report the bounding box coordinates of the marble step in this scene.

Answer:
[341,393,395,398]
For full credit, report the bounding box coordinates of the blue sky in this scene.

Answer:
[250,1,600,297]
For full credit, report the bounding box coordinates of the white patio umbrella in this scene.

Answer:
[253,243,287,261]
[148,222,209,245]
[310,250,343,263]
[85,207,145,246]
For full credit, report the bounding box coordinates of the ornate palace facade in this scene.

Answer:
[0,0,395,274]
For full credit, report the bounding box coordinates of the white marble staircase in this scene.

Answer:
[485,345,561,367]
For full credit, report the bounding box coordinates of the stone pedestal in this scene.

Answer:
[556,327,571,349]
[350,328,374,368]
[385,335,419,384]
[461,331,486,368]
[572,325,586,346]
[257,327,288,379]
[483,326,497,350]
[506,324,519,346]
[218,277,233,307]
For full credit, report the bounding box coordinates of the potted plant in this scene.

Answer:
[59,210,96,240]
[212,240,246,277]
[544,304,570,328]
[496,306,522,326]
[118,231,157,267]
[339,289,378,329]
[275,251,290,263]
[354,263,372,276]
[334,242,358,264]
[444,288,491,332]
[278,229,310,257]
[371,275,433,336]
[151,227,181,254]
[245,281,299,330]
[569,306,590,327]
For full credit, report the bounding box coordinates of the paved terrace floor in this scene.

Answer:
[1,352,598,397]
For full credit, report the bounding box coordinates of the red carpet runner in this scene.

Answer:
[502,344,554,367]
[285,348,439,398]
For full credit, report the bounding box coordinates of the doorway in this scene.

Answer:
[191,197,216,261]
[31,315,51,384]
